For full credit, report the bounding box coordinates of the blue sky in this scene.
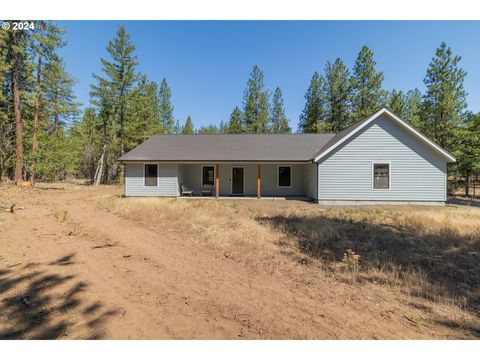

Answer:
[59,21,480,130]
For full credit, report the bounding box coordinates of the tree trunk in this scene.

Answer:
[465,174,469,197]
[30,50,42,185]
[94,144,106,186]
[473,175,476,199]
[12,31,24,184]
[120,101,125,156]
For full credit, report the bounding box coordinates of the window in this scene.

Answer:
[144,164,158,186]
[278,166,291,187]
[202,166,215,186]
[373,163,390,190]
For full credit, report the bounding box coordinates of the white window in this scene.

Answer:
[372,163,390,190]
[278,166,292,188]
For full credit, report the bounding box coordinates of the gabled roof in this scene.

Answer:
[119,108,456,163]
[312,108,456,163]
[119,133,336,162]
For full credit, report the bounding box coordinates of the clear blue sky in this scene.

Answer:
[59,21,480,130]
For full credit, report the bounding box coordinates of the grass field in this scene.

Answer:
[98,195,480,335]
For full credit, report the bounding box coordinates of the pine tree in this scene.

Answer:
[270,87,290,133]
[243,65,270,133]
[404,89,422,129]
[350,46,385,122]
[43,59,79,131]
[29,21,65,184]
[227,106,244,134]
[126,74,162,148]
[3,26,33,182]
[183,115,194,134]
[73,108,101,183]
[90,74,116,185]
[93,25,137,158]
[421,42,467,150]
[454,112,480,196]
[323,58,351,132]
[298,72,325,133]
[33,58,80,182]
[91,25,138,183]
[159,78,175,134]
[0,28,12,179]
[387,89,407,118]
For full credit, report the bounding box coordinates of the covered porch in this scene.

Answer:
[177,163,317,199]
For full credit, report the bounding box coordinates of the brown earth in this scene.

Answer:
[0,183,478,339]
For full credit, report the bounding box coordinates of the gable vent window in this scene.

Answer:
[144,164,158,187]
[373,163,390,190]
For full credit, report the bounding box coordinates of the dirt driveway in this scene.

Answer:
[0,184,474,339]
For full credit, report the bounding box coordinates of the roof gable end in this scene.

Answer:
[313,108,456,163]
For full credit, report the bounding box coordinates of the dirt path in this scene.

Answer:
[0,185,467,339]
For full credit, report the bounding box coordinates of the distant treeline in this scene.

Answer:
[0,22,478,193]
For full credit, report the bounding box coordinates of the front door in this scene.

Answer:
[232,167,244,195]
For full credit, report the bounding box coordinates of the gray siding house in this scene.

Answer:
[119,108,456,205]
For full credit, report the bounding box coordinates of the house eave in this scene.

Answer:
[119,159,313,164]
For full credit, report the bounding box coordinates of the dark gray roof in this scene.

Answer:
[119,134,336,162]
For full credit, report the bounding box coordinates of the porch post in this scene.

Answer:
[215,164,219,198]
[257,164,261,198]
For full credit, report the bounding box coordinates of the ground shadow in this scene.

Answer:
[0,253,123,339]
[257,213,480,321]
[448,197,480,208]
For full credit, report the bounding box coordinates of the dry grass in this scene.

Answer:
[96,196,480,336]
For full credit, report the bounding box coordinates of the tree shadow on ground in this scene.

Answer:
[0,253,123,339]
[448,198,480,208]
[256,212,480,334]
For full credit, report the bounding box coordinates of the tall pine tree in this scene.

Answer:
[3,26,32,182]
[243,65,270,133]
[299,72,325,133]
[29,21,66,184]
[159,78,175,134]
[126,74,162,148]
[350,46,385,122]
[323,58,351,132]
[421,42,467,150]
[270,87,290,133]
[91,25,138,183]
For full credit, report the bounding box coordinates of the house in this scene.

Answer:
[118,108,456,205]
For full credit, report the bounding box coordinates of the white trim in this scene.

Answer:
[143,162,159,187]
[371,161,391,191]
[231,166,245,195]
[200,164,216,187]
[444,163,448,202]
[313,108,456,163]
[277,165,292,188]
